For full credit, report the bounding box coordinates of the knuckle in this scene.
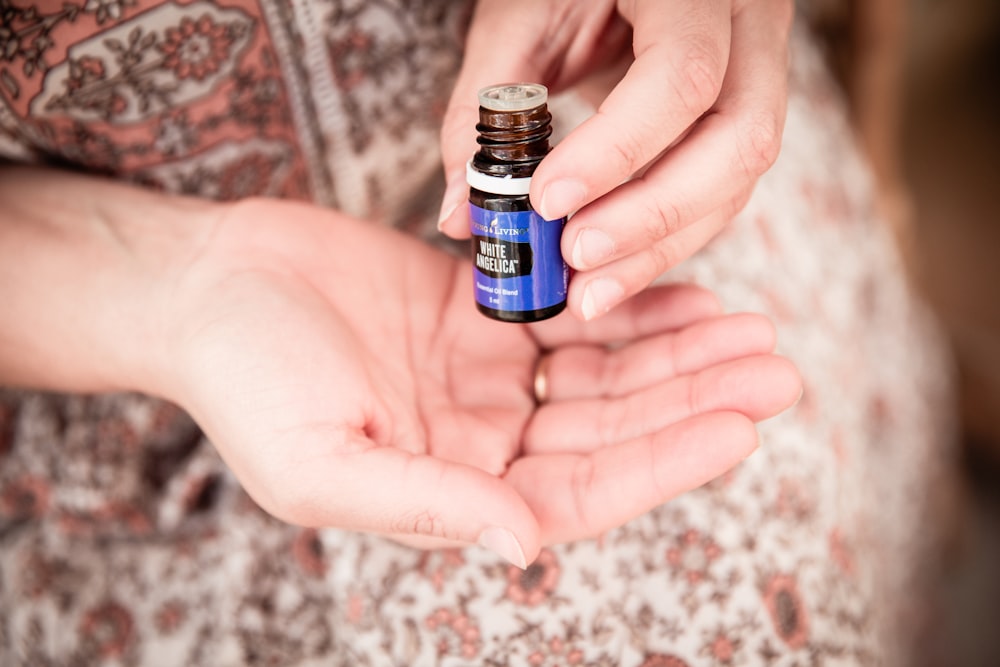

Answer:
[734,110,783,180]
[640,194,684,244]
[687,374,703,417]
[670,38,725,115]
[569,457,597,534]
[596,401,623,449]
[602,115,649,178]
[644,237,682,278]
[599,350,624,396]
[389,509,447,539]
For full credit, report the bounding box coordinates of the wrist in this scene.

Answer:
[100,187,227,400]
[0,167,224,396]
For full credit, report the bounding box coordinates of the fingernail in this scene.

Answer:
[571,228,615,269]
[437,202,459,231]
[539,179,586,220]
[581,277,625,321]
[477,526,526,569]
[437,179,466,230]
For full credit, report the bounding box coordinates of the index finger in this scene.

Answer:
[530,0,732,221]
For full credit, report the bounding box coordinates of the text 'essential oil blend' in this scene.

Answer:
[467,83,569,323]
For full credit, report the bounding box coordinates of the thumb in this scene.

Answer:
[262,431,541,568]
[437,5,548,238]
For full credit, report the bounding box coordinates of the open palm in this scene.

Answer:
[158,198,799,566]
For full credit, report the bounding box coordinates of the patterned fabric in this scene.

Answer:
[0,1,954,665]
[0,0,469,225]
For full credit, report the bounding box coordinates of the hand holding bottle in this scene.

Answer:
[438,0,793,320]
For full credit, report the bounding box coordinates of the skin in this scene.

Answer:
[0,168,801,566]
[438,0,794,321]
[0,0,800,572]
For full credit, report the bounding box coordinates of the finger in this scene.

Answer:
[529,0,732,222]
[567,197,745,320]
[561,0,794,272]
[529,282,722,348]
[507,411,758,544]
[423,404,528,478]
[437,3,631,238]
[258,432,541,568]
[542,312,777,401]
[524,354,800,454]
[436,3,549,238]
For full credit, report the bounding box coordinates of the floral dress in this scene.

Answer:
[0,1,955,665]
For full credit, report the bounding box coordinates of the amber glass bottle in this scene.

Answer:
[466,83,569,323]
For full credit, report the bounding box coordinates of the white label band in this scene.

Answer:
[466,161,533,196]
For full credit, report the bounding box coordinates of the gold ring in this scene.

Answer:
[533,354,552,404]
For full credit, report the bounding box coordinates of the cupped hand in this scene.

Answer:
[438,0,793,320]
[153,198,800,566]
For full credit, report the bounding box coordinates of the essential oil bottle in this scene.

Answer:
[467,83,569,323]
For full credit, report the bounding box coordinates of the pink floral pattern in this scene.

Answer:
[506,548,561,606]
[761,574,810,650]
[0,0,308,196]
[666,529,722,584]
[159,14,233,81]
[0,3,955,666]
[79,601,135,659]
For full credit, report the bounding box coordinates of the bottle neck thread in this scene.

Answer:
[471,105,552,179]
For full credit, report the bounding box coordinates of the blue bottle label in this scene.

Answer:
[470,204,568,313]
